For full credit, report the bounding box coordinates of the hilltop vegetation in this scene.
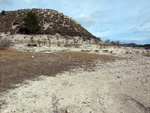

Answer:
[20,11,41,34]
[0,9,97,39]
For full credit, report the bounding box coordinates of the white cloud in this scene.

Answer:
[120,36,150,45]
[76,13,100,28]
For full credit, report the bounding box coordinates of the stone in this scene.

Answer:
[27,43,37,47]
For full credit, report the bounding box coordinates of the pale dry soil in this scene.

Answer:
[0,50,150,113]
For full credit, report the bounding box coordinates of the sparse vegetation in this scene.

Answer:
[94,38,99,44]
[30,36,34,43]
[47,36,51,47]
[64,40,69,47]
[105,39,110,45]
[43,38,47,45]
[0,37,11,50]
[82,36,87,42]
[38,39,41,47]
[55,33,60,40]
[115,41,120,47]
[110,41,116,46]
[73,38,78,45]
[139,44,150,49]
[99,43,103,49]
[57,41,61,46]
[0,9,97,39]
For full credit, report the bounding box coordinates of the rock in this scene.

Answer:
[135,51,139,54]
[117,76,120,78]
[95,50,99,52]
[110,51,113,54]
[81,50,90,52]
[27,43,37,47]
[102,50,108,53]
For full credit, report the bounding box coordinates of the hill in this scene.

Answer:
[0,9,96,39]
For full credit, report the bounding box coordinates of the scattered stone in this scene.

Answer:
[27,43,37,47]
[110,51,113,54]
[102,50,108,53]
[81,50,90,52]
[95,50,99,52]
[135,51,139,54]
[117,76,120,78]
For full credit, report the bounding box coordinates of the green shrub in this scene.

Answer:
[20,11,41,34]
[30,36,35,43]
[47,36,51,47]
[99,43,103,49]
[95,39,99,44]
[64,40,69,47]
[73,38,78,45]
[82,36,87,41]
[43,38,47,45]
[105,39,110,45]
[38,39,41,47]
[55,33,60,40]
[110,41,116,46]
[57,41,61,46]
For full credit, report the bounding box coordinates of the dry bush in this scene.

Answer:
[0,38,11,50]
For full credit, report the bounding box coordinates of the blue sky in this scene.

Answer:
[0,0,150,44]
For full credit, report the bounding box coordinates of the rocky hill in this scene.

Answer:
[0,9,97,39]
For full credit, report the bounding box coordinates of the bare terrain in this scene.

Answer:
[0,49,120,92]
[0,34,150,113]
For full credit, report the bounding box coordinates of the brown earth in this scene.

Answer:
[0,49,122,92]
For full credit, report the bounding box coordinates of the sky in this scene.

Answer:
[0,0,150,44]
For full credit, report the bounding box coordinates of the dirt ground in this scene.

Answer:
[0,49,150,113]
[0,49,121,92]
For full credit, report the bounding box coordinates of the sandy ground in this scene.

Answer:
[0,33,150,113]
[0,54,150,113]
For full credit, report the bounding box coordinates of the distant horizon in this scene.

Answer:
[0,0,150,44]
[100,39,150,45]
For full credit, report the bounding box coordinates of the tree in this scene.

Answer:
[115,41,120,46]
[22,11,40,34]
[110,41,116,46]
[105,39,110,44]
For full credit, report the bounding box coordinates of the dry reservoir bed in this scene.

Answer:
[0,49,150,113]
[0,49,121,92]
